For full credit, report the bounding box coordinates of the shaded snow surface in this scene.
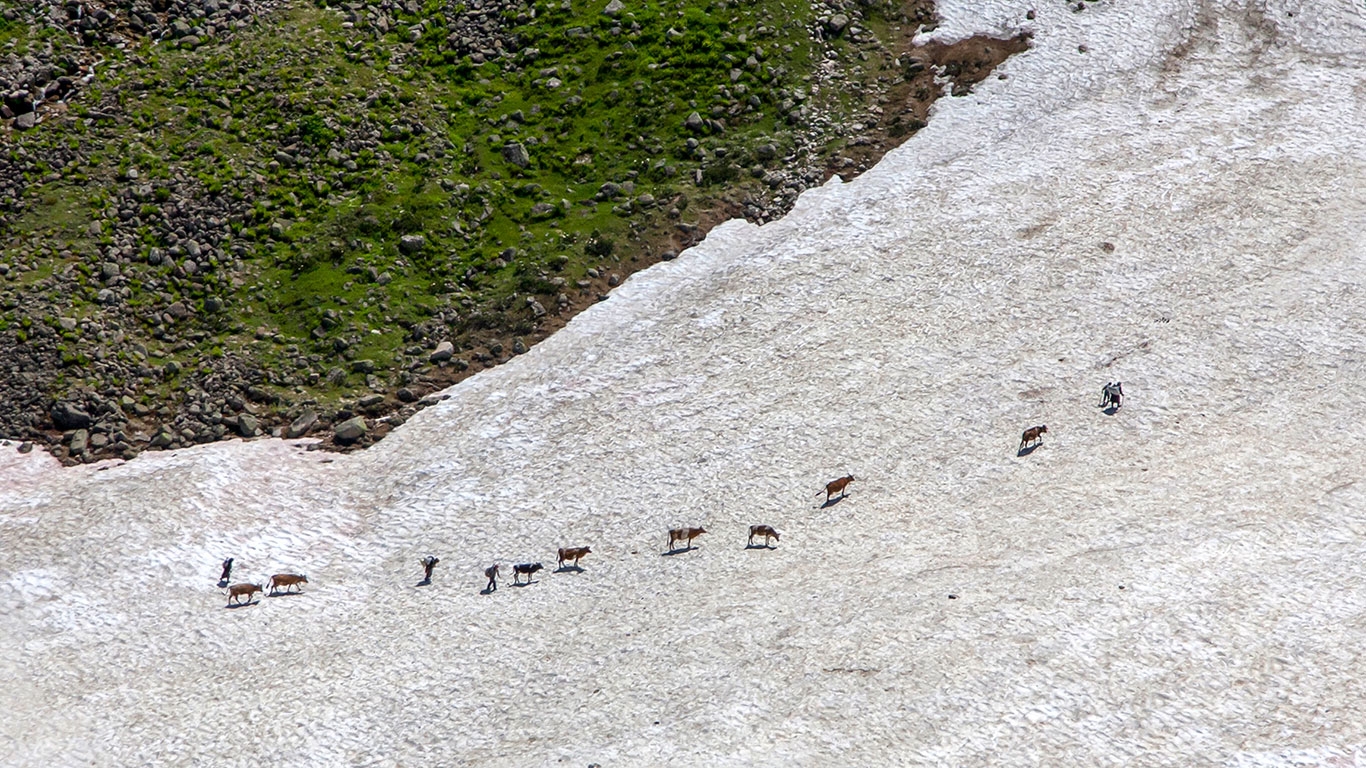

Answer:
[7,0,1366,765]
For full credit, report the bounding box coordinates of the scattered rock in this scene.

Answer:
[333,416,368,444]
[68,429,89,454]
[51,401,92,430]
[286,411,318,439]
[429,341,455,362]
[398,234,426,255]
[503,142,531,168]
[237,414,259,438]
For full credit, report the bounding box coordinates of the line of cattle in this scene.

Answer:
[219,383,1123,607]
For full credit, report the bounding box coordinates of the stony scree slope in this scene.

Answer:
[0,0,1024,465]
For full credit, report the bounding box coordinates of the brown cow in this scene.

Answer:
[819,475,856,501]
[748,525,780,548]
[226,583,262,606]
[557,546,591,570]
[268,573,308,595]
[668,527,707,551]
[1019,425,1048,450]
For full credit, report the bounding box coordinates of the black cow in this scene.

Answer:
[512,562,544,585]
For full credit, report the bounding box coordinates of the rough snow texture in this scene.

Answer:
[7,1,1366,765]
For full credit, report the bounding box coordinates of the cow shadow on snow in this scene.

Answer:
[1016,443,1041,458]
[818,495,847,510]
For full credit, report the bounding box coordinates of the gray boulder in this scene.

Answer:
[286,411,318,439]
[333,416,368,444]
[429,341,455,362]
[51,401,92,430]
[503,142,531,168]
[398,234,426,255]
[237,414,259,438]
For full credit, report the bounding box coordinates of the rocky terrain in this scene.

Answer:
[0,0,1027,464]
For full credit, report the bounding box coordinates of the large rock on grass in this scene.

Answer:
[503,142,530,168]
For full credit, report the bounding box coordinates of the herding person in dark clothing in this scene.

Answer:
[420,555,439,584]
